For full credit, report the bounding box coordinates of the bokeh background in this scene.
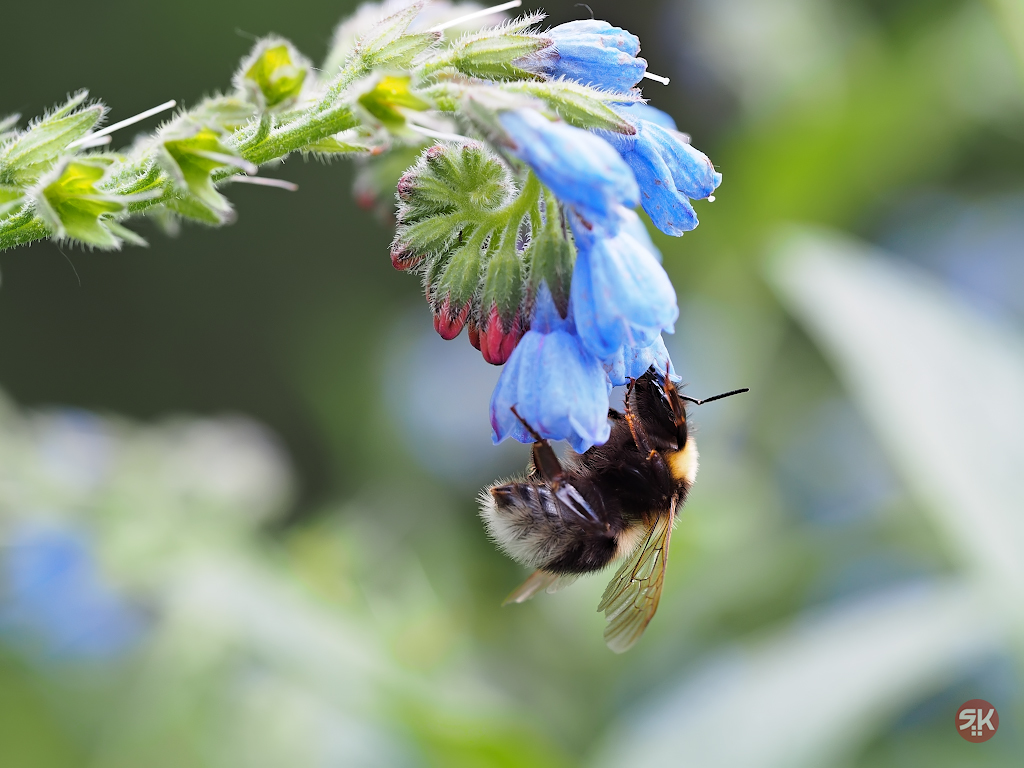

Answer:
[2,0,1023,765]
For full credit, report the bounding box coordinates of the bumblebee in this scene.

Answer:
[480,368,747,652]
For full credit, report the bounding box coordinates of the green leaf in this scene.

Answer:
[767,228,1024,606]
[0,185,24,218]
[593,584,1005,768]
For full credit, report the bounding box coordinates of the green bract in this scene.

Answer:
[0,92,103,186]
[32,159,142,249]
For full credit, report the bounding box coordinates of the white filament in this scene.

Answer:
[68,99,177,149]
[427,0,522,33]
[406,121,474,143]
[230,175,299,191]
[191,150,259,176]
[643,71,671,85]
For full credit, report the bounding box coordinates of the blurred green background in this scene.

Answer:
[2,1,1023,766]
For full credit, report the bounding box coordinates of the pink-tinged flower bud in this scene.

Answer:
[478,305,525,366]
[390,246,422,271]
[433,295,471,341]
[467,321,482,351]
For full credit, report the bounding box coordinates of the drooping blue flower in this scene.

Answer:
[604,334,678,387]
[570,207,679,360]
[499,109,639,227]
[490,283,611,453]
[539,20,647,93]
[614,101,677,130]
[601,110,721,236]
[0,525,144,660]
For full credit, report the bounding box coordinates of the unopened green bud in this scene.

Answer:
[426,32,552,81]
[0,91,104,185]
[435,238,482,319]
[526,193,575,316]
[159,123,255,222]
[236,38,311,111]
[32,159,143,249]
[503,81,637,133]
[480,235,523,328]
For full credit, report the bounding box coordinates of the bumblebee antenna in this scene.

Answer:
[678,388,750,406]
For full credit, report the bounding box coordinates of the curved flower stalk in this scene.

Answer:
[1,0,723,451]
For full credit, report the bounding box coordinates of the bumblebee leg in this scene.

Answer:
[510,405,566,484]
[624,377,654,455]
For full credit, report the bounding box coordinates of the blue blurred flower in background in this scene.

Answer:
[499,108,639,226]
[0,524,144,661]
[570,208,679,360]
[538,20,647,93]
[490,283,611,453]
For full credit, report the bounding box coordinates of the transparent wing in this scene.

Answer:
[597,502,676,653]
[503,570,579,605]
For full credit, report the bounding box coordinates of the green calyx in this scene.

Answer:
[525,190,576,317]
[238,39,310,111]
[160,125,253,222]
[33,159,143,249]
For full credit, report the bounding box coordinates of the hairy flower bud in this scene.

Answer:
[32,159,144,249]
[433,294,472,340]
[530,20,647,93]
[235,38,312,112]
[392,142,512,271]
[478,239,525,364]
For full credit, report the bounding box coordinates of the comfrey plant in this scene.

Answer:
[0,0,720,453]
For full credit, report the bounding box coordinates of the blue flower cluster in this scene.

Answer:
[0,525,144,660]
[490,18,719,452]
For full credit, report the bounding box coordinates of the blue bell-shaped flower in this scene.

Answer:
[602,110,721,236]
[569,207,679,360]
[540,20,647,93]
[499,109,638,228]
[490,283,611,453]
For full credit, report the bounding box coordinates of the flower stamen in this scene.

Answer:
[67,100,177,149]
[427,0,523,34]
[643,72,671,85]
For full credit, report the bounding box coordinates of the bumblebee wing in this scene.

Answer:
[503,570,580,605]
[597,502,676,653]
